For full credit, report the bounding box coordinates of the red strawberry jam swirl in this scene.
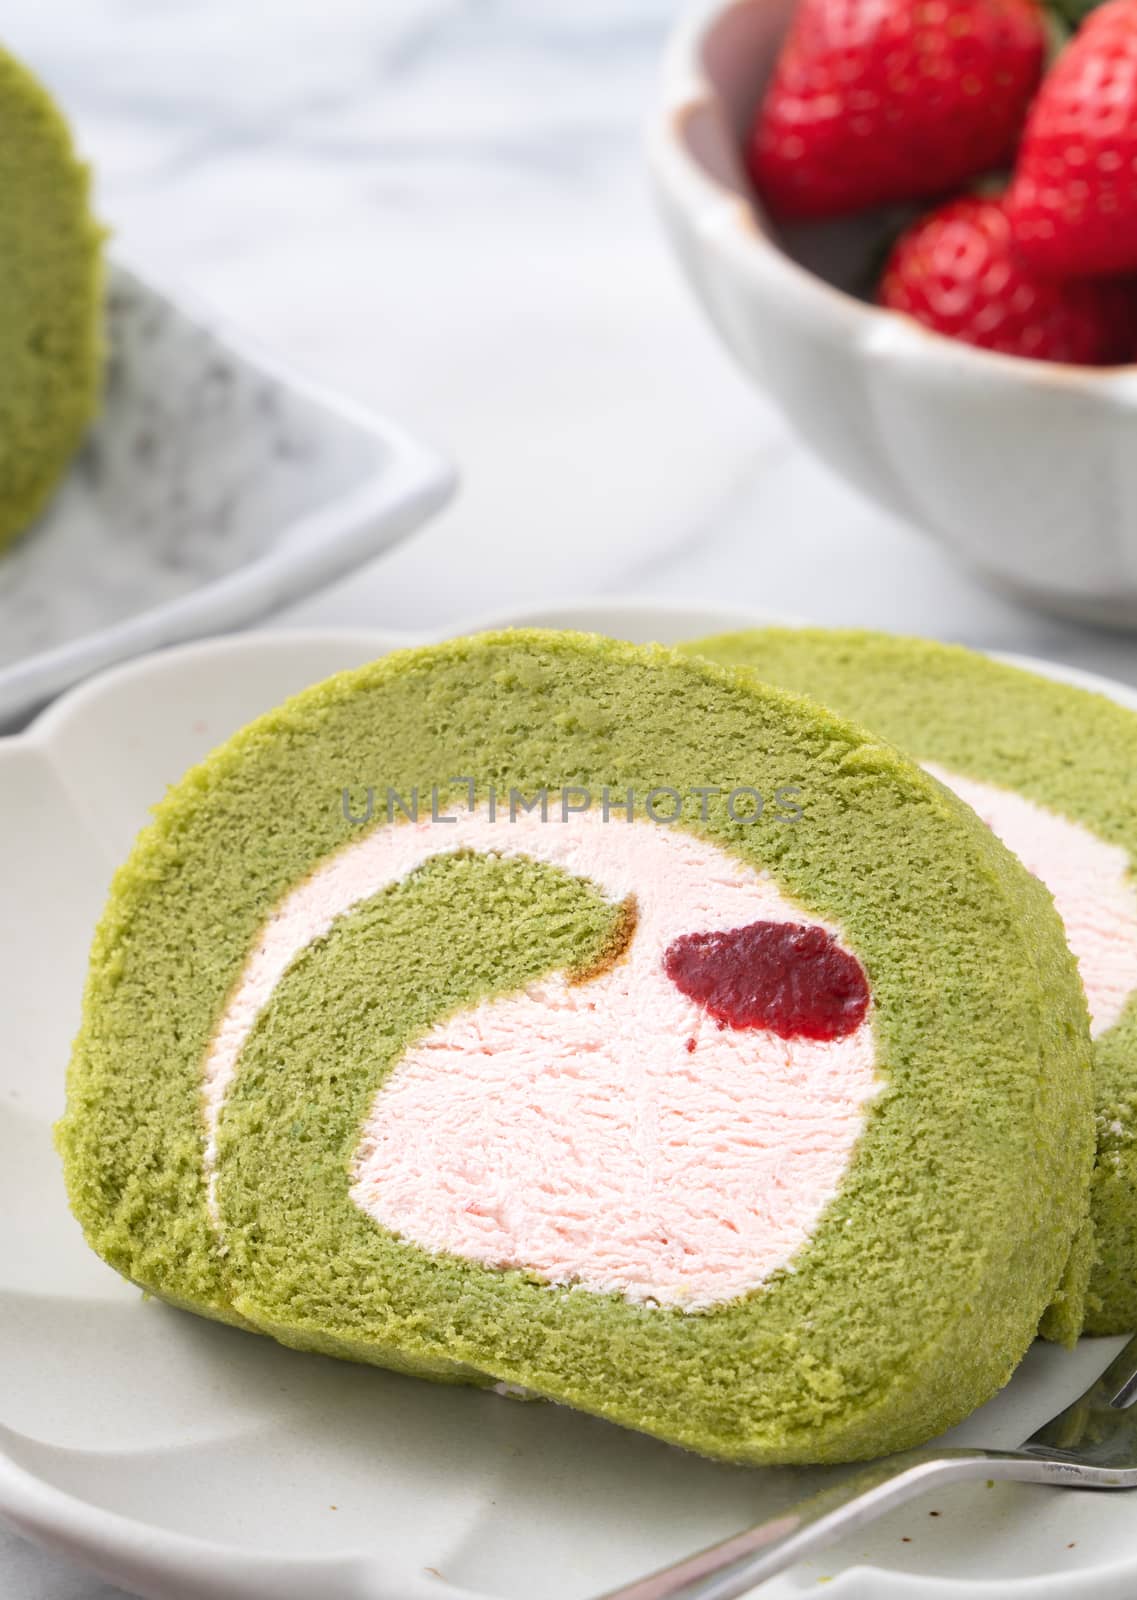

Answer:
[663,921,870,1042]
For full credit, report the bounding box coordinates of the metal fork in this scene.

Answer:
[600,1334,1137,1600]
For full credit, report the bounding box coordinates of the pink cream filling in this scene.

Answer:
[202,810,878,1308]
[924,764,1137,1037]
[201,771,1137,1309]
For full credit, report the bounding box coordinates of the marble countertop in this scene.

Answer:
[4,1,1136,1595]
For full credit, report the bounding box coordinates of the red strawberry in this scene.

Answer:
[749,0,1046,219]
[1005,0,1137,277]
[878,195,1137,362]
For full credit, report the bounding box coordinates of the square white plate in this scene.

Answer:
[0,254,455,729]
[1,601,1135,1600]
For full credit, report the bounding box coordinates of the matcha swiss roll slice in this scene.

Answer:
[687,626,1137,1337]
[60,631,1094,1465]
[0,45,103,552]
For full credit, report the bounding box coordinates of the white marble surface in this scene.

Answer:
[10,0,1137,683]
[4,1,1137,1595]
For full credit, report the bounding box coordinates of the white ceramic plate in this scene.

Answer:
[0,254,455,729]
[3,602,1136,1600]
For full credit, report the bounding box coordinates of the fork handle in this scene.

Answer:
[596,1446,1075,1600]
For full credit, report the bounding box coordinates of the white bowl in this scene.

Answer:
[0,254,456,727]
[648,0,1137,628]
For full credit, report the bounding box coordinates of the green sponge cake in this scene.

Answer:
[60,631,1093,1464]
[689,626,1137,1337]
[0,46,103,552]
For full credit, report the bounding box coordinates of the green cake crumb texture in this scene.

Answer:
[60,630,1093,1464]
[688,626,1137,1336]
[0,46,104,553]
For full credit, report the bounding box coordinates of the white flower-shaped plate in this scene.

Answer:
[2,600,1136,1600]
[0,254,455,729]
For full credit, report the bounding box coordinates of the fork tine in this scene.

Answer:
[599,1337,1137,1600]
[1025,1333,1137,1457]
[1104,1336,1137,1410]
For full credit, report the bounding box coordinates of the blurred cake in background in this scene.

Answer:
[0,45,103,554]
